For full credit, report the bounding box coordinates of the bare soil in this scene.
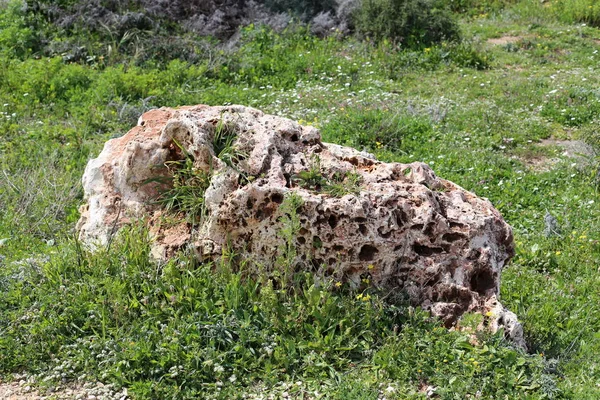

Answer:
[487,36,523,45]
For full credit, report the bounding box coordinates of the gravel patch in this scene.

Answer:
[0,375,128,400]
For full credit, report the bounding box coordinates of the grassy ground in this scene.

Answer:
[1,0,600,398]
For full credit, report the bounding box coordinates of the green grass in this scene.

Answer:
[1,0,600,398]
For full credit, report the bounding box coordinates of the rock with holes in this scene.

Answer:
[77,105,521,343]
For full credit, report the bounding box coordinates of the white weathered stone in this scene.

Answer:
[78,105,519,334]
[485,296,527,350]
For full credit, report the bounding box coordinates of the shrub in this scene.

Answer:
[0,1,40,59]
[548,0,600,27]
[445,41,490,70]
[352,0,460,48]
[447,0,517,16]
[261,0,337,19]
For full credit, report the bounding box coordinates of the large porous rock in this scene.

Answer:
[77,105,520,339]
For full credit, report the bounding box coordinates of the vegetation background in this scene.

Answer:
[1,0,600,398]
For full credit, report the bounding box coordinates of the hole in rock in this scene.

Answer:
[333,245,344,251]
[378,227,392,238]
[442,232,466,242]
[270,193,284,204]
[328,258,337,266]
[467,249,481,260]
[359,224,368,236]
[359,244,379,261]
[393,209,409,226]
[313,236,323,249]
[298,237,306,245]
[413,244,444,256]
[423,222,437,237]
[470,269,496,296]
[290,134,299,142]
[284,173,292,188]
[328,215,338,229]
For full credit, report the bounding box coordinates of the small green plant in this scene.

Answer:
[458,312,484,332]
[444,41,491,70]
[294,156,363,197]
[294,154,327,190]
[274,192,304,286]
[212,115,250,182]
[213,118,239,163]
[324,170,363,197]
[157,141,211,224]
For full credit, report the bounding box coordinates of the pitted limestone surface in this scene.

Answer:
[77,105,520,338]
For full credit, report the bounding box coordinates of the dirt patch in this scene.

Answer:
[520,155,558,172]
[0,381,39,400]
[593,39,600,45]
[487,36,523,45]
[540,139,595,162]
[0,378,128,400]
[520,139,596,172]
[505,65,526,72]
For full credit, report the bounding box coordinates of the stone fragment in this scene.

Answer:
[77,105,519,338]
